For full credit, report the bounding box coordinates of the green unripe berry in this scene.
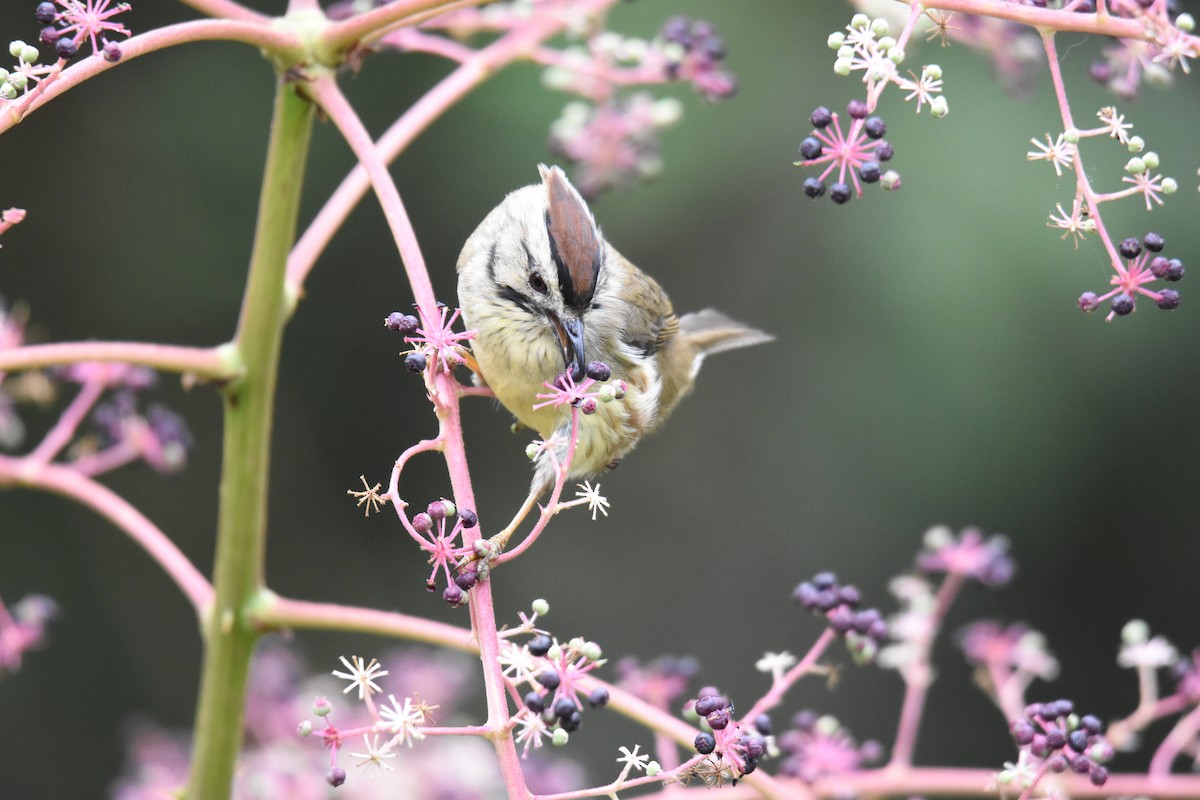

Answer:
[1142,151,1160,170]
[1127,135,1145,153]
[851,14,870,30]
[871,18,890,37]
[834,58,853,76]
[1124,156,1146,174]
[552,728,570,746]
[1063,128,1080,144]
[1161,177,1178,194]
[888,47,905,65]
[924,64,942,80]
[532,598,550,615]
[930,96,949,118]
[1177,13,1196,31]
[9,41,26,58]
[20,46,38,64]
[0,83,16,101]
[827,32,845,49]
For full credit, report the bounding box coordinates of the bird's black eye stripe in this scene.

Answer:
[529,272,548,294]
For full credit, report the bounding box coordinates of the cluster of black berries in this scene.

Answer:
[522,639,610,735]
[1010,699,1112,787]
[793,572,887,662]
[658,16,737,101]
[689,688,770,776]
[385,310,429,372]
[411,498,480,606]
[799,101,896,205]
[34,2,123,62]
[1078,232,1184,316]
[776,710,882,782]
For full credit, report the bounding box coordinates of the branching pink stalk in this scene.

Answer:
[176,0,268,23]
[1151,704,1200,776]
[0,454,212,613]
[0,341,234,381]
[742,628,839,724]
[0,20,301,133]
[23,378,105,467]
[322,0,489,52]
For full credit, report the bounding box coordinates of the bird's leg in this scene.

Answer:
[488,486,543,551]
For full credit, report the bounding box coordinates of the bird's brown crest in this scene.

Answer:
[541,164,602,311]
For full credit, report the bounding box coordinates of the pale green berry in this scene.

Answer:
[878,36,896,51]
[0,83,16,101]
[8,73,26,91]
[1162,177,1178,194]
[298,720,313,736]
[1121,619,1150,644]
[871,18,890,37]
[0,69,8,81]
[1125,156,1146,174]
[827,32,845,50]
[1142,151,1160,170]
[525,442,539,460]
[1063,128,1080,144]
[647,761,662,777]
[9,41,26,58]
[1177,13,1196,32]
[881,170,901,190]
[547,644,563,661]
[20,46,38,64]
[582,641,603,662]
[837,45,854,60]
[851,14,870,30]
[924,64,942,80]
[552,729,570,746]
[834,58,853,76]
[532,598,550,615]
[1127,135,1145,153]
[888,46,905,65]
[930,96,949,117]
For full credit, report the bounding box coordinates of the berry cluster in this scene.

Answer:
[1008,699,1113,787]
[34,0,129,62]
[793,572,888,663]
[532,361,626,417]
[796,101,899,204]
[658,16,736,101]
[384,303,475,375]
[915,525,1015,588]
[409,497,481,606]
[687,687,769,777]
[1077,231,1184,319]
[519,635,609,740]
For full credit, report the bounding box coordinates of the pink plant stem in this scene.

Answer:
[743,628,838,723]
[24,378,105,467]
[286,0,619,293]
[0,341,233,381]
[496,413,580,563]
[0,455,212,613]
[923,0,1147,35]
[827,766,1200,797]
[308,73,533,797]
[1150,703,1200,776]
[889,572,965,768]
[322,0,489,51]
[177,0,268,23]
[0,20,300,134]
[69,441,141,476]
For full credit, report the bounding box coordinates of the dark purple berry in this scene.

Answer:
[707,708,731,730]
[859,161,881,183]
[830,182,852,204]
[1090,765,1109,786]
[802,177,826,199]
[561,709,582,732]
[694,695,720,716]
[585,361,611,381]
[538,670,561,690]
[1111,293,1134,316]
[1165,258,1185,281]
[528,633,553,656]
[1045,729,1067,750]
[838,585,861,607]
[1144,231,1165,252]
[1089,60,1112,84]
[810,106,833,128]
[102,39,122,63]
[404,352,426,372]
[661,16,692,46]
[1031,734,1051,758]
[847,99,868,119]
[459,508,478,528]
[39,25,58,44]
[553,697,577,720]
[1047,754,1068,773]
[326,767,347,787]
[428,500,448,520]
[442,584,464,606]
[1067,729,1090,752]
[525,691,546,712]
[794,581,819,607]
[587,687,609,708]
[412,512,433,533]
[1077,291,1099,312]
[695,732,716,754]
[700,35,726,61]
[812,572,838,590]
[863,116,886,139]
[385,312,420,334]
[1011,719,1036,745]
[828,605,854,633]
[875,140,894,161]
[743,737,766,759]
[35,2,57,24]
[1080,714,1103,735]
[754,713,771,735]
[55,37,78,59]
[1156,289,1180,310]
[741,757,758,775]
[1049,699,1074,718]
[852,608,882,634]
[1119,237,1141,259]
[799,136,822,160]
[453,568,477,591]
[1150,256,1170,278]
[1071,754,1093,773]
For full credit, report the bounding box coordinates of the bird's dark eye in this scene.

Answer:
[529,272,549,294]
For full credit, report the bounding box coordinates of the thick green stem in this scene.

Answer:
[186,79,314,799]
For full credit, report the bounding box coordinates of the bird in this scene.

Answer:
[456,164,771,519]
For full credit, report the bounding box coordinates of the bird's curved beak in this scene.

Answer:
[548,312,586,382]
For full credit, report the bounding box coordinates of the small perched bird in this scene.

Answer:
[457,165,771,497]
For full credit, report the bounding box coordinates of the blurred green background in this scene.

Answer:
[2,1,1199,796]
